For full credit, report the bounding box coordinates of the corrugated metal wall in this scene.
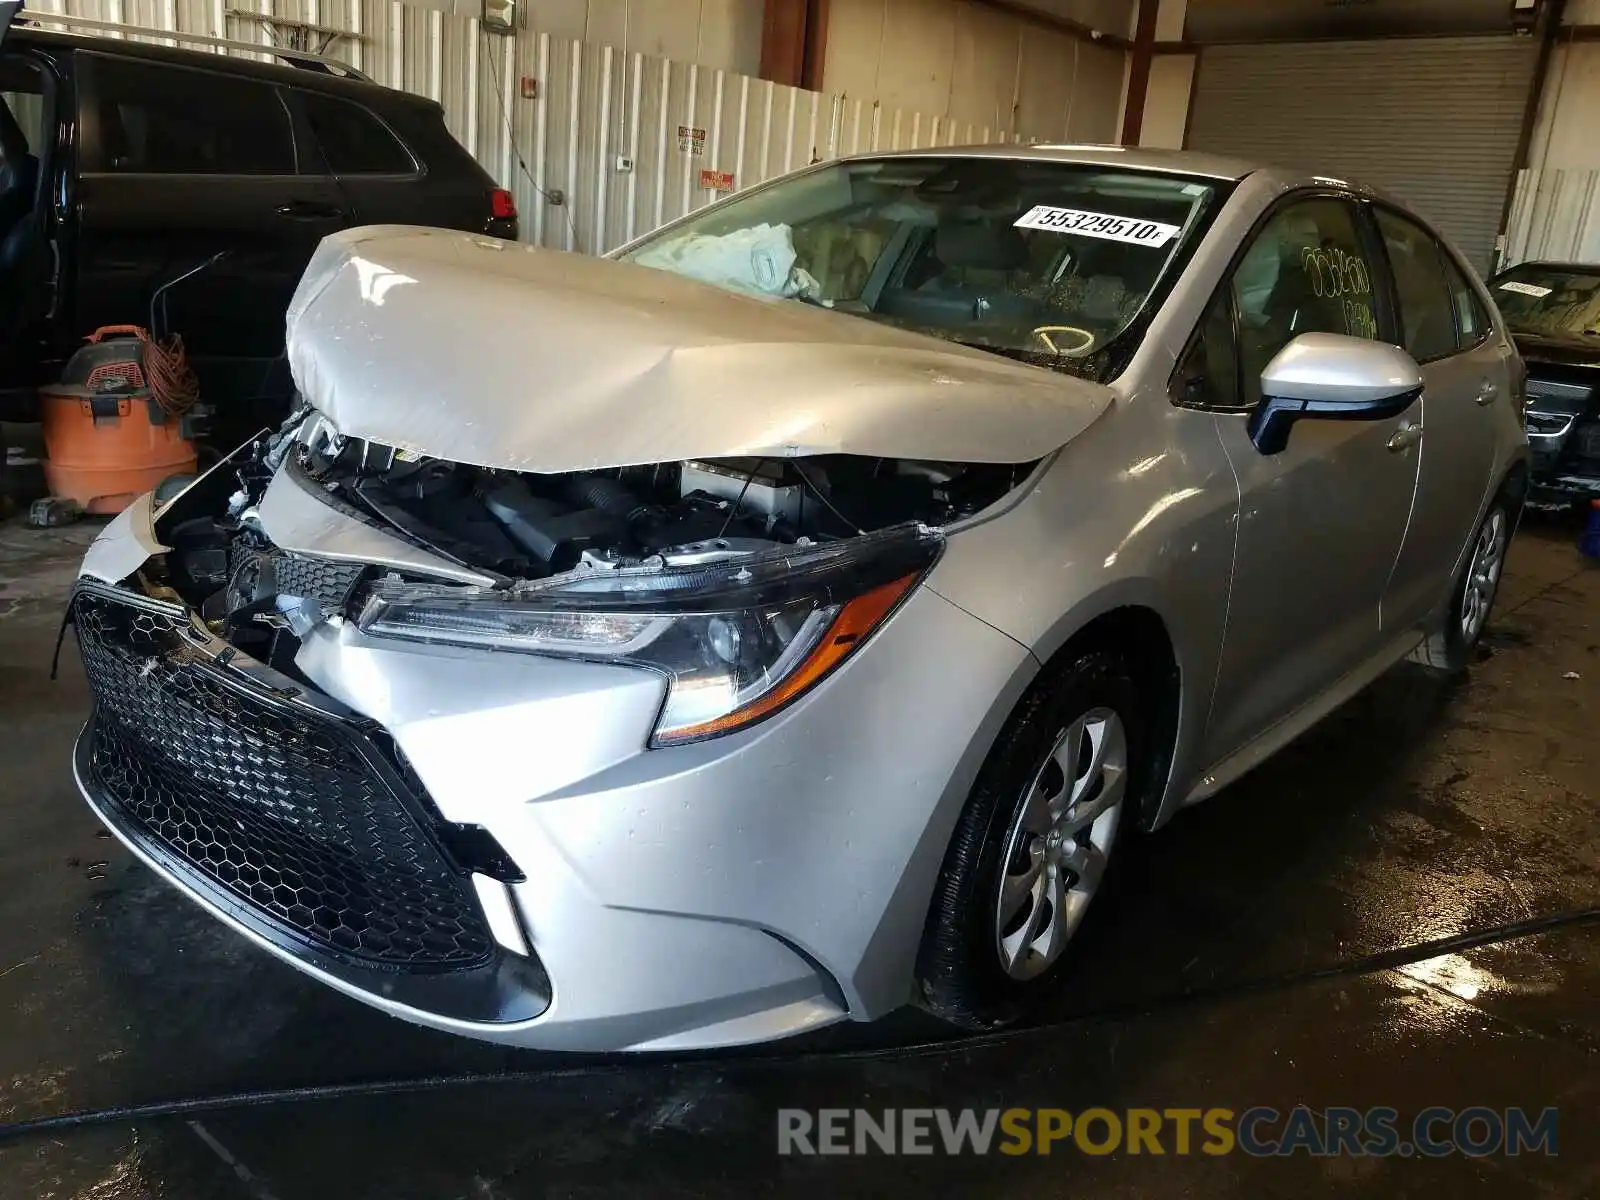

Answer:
[1503,169,1600,268]
[1186,37,1539,273]
[1502,39,1600,268]
[23,0,1085,255]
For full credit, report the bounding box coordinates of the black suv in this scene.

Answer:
[0,4,517,439]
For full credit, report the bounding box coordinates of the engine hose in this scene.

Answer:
[1,905,1596,1145]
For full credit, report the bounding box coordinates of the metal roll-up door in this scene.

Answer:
[1187,37,1539,272]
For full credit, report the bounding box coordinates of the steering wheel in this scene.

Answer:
[1033,325,1097,357]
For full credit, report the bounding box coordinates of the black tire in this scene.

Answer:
[1412,499,1512,675]
[916,647,1147,1029]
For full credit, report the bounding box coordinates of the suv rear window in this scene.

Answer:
[299,92,414,175]
[92,55,295,174]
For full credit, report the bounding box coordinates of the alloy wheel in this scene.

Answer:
[1460,509,1507,644]
[993,707,1126,981]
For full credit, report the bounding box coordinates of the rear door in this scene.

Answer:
[288,87,427,227]
[1368,205,1506,632]
[1,25,64,393]
[74,53,349,394]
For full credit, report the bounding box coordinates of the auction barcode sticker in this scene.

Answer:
[1014,205,1181,247]
[1498,280,1553,298]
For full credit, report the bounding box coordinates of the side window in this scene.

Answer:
[92,56,294,175]
[299,92,415,175]
[1175,289,1241,409]
[1,55,47,153]
[1438,250,1492,349]
[1374,208,1457,362]
[1232,197,1379,408]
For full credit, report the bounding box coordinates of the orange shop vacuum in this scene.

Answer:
[38,324,207,515]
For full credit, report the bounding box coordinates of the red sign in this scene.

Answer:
[700,169,735,191]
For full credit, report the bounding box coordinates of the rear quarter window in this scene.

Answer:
[299,91,416,175]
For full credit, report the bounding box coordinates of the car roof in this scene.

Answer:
[11,24,438,111]
[1495,260,1600,276]
[831,143,1409,207]
[836,143,1267,183]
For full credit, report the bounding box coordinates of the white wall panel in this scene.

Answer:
[875,0,957,115]
[821,0,1126,144]
[818,0,885,107]
[1527,42,1600,173]
[1139,50,1192,149]
[1154,0,1185,42]
[1014,26,1074,140]
[1064,37,1119,143]
[948,0,1019,133]
[694,0,762,82]
[1030,0,1134,38]
[1504,170,1600,269]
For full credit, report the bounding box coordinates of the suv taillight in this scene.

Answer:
[491,188,517,220]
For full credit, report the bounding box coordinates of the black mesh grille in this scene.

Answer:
[274,553,367,611]
[227,542,367,613]
[73,587,496,973]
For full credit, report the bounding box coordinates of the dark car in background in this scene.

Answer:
[1488,261,1600,506]
[1,12,516,445]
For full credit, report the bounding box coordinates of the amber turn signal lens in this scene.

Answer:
[655,571,922,743]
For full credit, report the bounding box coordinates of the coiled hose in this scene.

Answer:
[83,325,201,417]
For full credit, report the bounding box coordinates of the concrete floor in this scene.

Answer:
[0,512,1597,1198]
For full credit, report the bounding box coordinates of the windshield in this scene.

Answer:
[1490,265,1600,339]
[617,156,1222,379]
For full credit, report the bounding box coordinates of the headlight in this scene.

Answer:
[356,525,942,745]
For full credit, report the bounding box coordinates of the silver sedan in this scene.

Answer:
[72,146,1528,1050]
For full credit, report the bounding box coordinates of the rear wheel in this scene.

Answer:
[1413,500,1511,674]
[916,648,1145,1028]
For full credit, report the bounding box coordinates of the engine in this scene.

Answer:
[143,413,1033,677]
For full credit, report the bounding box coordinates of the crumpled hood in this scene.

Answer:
[286,226,1115,472]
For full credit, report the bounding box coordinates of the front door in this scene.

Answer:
[1,34,60,393]
[1179,194,1422,764]
[1368,205,1507,632]
[73,51,350,433]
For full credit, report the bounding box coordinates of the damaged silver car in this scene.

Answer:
[70,147,1528,1050]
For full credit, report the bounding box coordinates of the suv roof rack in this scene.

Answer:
[15,10,373,81]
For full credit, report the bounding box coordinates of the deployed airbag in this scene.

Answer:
[629,223,821,301]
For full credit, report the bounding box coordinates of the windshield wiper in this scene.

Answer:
[952,341,1053,365]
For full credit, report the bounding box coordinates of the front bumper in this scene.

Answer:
[1528,468,1600,504]
[71,499,1034,1051]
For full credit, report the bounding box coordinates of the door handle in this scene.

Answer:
[1475,380,1500,406]
[1387,421,1424,452]
[274,201,349,221]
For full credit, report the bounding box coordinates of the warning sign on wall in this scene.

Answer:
[700,169,735,190]
[677,125,706,156]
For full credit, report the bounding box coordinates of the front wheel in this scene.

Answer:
[916,648,1145,1029]
[1413,501,1511,674]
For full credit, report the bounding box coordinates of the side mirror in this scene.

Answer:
[1248,333,1423,455]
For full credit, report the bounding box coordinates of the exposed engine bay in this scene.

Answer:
[143,410,1033,677]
